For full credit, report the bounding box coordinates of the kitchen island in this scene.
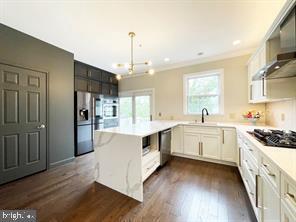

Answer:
[93,121,182,202]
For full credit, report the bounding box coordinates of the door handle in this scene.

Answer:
[37,124,46,129]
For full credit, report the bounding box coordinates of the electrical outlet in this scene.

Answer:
[229,113,236,119]
[281,113,285,121]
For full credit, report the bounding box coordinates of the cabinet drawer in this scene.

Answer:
[261,156,280,193]
[281,174,296,217]
[244,150,258,184]
[242,139,259,164]
[184,126,220,135]
[242,160,256,204]
[142,152,160,182]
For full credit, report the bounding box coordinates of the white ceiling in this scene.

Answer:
[0,0,286,74]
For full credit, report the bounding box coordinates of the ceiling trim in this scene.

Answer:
[122,47,254,79]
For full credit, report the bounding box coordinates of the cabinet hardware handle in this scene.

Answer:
[198,142,201,155]
[286,192,296,201]
[262,77,266,97]
[250,192,254,196]
[238,148,242,167]
[268,172,275,177]
[262,163,275,177]
[222,130,225,144]
[248,148,253,152]
[249,168,253,172]
[255,175,259,208]
[201,142,203,156]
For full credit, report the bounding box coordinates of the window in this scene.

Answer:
[119,89,154,125]
[183,70,224,115]
[119,97,133,125]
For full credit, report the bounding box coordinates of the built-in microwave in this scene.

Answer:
[103,98,118,119]
[142,136,151,156]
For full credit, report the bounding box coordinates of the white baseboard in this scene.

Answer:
[172,152,237,167]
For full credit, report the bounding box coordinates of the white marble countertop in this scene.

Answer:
[236,125,296,184]
[96,120,265,137]
[96,121,183,137]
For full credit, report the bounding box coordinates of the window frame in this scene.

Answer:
[183,69,224,115]
[119,88,155,124]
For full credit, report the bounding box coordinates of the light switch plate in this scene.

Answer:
[281,113,285,121]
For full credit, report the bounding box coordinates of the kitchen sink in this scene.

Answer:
[187,122,218,126]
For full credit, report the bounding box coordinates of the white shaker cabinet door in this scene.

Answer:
[171,126,183,154]
[221,128,237,162]
[200,134,220,160]
[261,174,280,222]
[183,133,200,157]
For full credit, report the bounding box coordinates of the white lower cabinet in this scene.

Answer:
[281,200,296,222]
[261,170,281,222]
[200,134,220,160]
[221,128,237,162]
[171,126,183,154]
[177,125,236,163]
[183,133,201,156]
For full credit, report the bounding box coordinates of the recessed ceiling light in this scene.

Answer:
[164,58,170,62]
[233,40,241,46]
[197,52,204,56]
[274,65,280,69]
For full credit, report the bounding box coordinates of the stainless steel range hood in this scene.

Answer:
[252,51,296,80]
[253,6,296,81]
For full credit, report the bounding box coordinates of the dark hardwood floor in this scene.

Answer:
[0,153,256,222]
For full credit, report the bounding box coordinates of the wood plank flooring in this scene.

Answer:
[0,153,256,222]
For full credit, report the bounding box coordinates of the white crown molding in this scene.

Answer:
[122,47,255,79]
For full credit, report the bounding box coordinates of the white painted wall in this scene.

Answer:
[119,54,266,123]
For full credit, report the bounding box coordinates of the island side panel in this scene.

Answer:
[93,131,143,202]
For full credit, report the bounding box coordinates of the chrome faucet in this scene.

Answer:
[201,108,209,123]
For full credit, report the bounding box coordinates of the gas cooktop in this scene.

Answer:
[248,129,296,149]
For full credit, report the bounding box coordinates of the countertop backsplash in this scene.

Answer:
[266,98,296,131]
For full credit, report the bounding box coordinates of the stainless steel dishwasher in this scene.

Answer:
[159,128,172,166]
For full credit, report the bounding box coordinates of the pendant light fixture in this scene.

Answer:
[113,32,155,78]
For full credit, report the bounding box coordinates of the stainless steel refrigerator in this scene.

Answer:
[74,91,103,156]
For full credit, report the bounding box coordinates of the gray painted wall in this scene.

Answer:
[0,24,74,167]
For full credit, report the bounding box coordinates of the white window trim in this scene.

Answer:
[183,69,224,115]
[119,88,155,123]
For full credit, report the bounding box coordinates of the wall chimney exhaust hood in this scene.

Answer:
[252,51,296,80]
[253,7,296,81]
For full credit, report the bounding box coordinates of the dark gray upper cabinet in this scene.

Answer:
[75,77,89,92]
[88,68,101,81]
[74,62,89,78]
[110,84,118,96]
[89,80,101,93]
[101,71,118,85]
[74,61,118,96]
